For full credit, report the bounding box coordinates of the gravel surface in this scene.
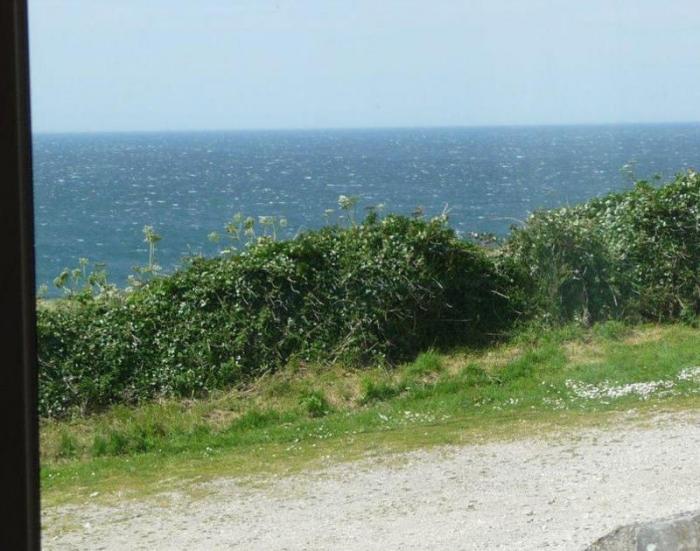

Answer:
[43,410,700,551]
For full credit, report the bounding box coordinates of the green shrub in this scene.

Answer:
[505,205,621,323]
[38,171,700,418]
[37,214,519,417]
[507,170,700,323]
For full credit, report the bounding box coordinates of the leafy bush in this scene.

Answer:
[38,214,519,417]
[506,170,700,323]
[39,171,700,418]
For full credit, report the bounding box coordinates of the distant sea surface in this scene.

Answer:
[33,124,700,293]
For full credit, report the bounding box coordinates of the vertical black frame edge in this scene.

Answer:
[1,0,41,549]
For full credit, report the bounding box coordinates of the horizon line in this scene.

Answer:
[32,119,700,136]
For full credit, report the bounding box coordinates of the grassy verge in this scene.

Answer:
[41,321,700,508]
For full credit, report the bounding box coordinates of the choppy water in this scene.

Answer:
[32,124,700,293]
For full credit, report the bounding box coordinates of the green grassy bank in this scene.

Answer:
[41,321,700,507]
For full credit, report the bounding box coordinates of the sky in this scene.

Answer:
[28,0,700,133]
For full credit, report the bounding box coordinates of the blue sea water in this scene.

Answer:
[32,124,700,294]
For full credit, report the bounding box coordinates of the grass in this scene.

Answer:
[40,321,700,508]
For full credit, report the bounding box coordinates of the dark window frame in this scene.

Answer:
[0,0,41,549]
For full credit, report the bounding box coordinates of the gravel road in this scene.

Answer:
[43,410,700,550]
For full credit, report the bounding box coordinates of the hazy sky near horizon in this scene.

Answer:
[29,0,700,133]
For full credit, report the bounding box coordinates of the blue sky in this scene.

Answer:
[28,0,700,133]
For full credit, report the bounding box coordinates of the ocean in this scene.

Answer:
[32,123,700,293]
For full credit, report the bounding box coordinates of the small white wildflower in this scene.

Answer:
[677,366,700,382]
[338,195,359,210]
[565,378,676,401]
